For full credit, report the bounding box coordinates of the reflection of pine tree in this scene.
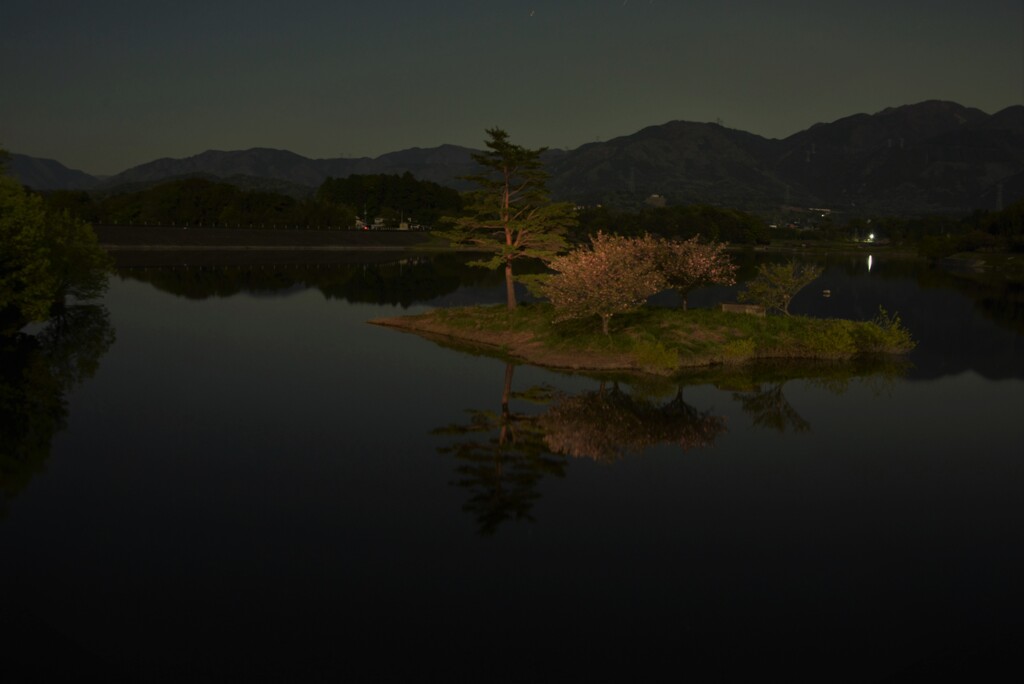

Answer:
[733,383,811,433]
[539,383,727,461]
[432,364,566,535]
[0,305,115,514]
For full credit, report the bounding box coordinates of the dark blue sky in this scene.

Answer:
[3,0,1021,175]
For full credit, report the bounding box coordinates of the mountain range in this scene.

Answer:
[10,100,1023,215]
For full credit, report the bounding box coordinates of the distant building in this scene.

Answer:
[645,194,667,208]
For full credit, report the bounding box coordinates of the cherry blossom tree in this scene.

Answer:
[644,235,737,310]
[542,232,666,335]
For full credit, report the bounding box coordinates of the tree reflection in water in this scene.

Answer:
[726,357,910,434]
[732,383,811,433]
[539,382,727,461]
[432,364,566,535]
[0,305,115,515]
[435,357,913,533]
[434,364,727,533]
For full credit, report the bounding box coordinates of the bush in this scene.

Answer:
[851,307,916,353]
[630,335,679,373]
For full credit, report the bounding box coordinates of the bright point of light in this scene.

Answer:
[867,255,873,272]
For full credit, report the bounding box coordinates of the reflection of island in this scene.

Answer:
[718,357,910,433]
[0,305,115,515]
[433,365,727,533]
[733,383,811,433]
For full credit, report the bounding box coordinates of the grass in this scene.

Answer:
[373,302,916,377]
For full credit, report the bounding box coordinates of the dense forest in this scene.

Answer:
[38,172,463,230]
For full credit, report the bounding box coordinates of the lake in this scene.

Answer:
[1,251,1021,682]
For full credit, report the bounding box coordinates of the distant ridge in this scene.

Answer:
[9,153,99,191]
[9,101,1023,214]
[98,145,483,193]
[546,101,1024,213]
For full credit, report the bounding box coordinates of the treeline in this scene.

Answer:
[873,201,1024,257]
[317,172,462,225]
[38,172,463,229]
[782,201,1024,254]
[575,204,771,245]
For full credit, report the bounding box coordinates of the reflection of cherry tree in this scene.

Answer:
[432,364,567,535]
[433,368,728,532]
[732,383,810,433]
[539,383,727,462]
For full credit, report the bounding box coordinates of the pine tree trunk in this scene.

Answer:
[505,260,517,310]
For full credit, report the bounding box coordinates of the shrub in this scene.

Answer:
[851,307,916,353]
[738,260,823,316]
[630,336,679,374]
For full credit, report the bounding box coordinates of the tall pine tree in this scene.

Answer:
[439,128,575,309]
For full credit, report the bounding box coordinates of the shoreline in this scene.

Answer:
[372,314,643,373]
[94,225,1022,280]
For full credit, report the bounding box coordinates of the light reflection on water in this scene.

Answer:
[1,255,1021,681]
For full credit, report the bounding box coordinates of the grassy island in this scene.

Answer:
[371,303,915,376]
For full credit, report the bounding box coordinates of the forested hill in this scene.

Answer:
[545,101,1023,213]
[9,153,99,191]
[11,101,1024,215]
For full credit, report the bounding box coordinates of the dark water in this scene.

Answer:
[2,253,1021,682]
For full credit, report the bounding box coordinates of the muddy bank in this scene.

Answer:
[371,313,670,374]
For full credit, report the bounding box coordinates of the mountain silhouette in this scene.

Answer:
[10,101,1023,214]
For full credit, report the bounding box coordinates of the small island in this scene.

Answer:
[372,302,915,376]
[372,130,915,376]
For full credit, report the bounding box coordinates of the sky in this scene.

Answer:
[2,0,1022,175]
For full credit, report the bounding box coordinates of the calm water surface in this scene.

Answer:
[2,253,1021,681]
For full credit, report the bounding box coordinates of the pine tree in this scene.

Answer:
[438,128,575,309]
